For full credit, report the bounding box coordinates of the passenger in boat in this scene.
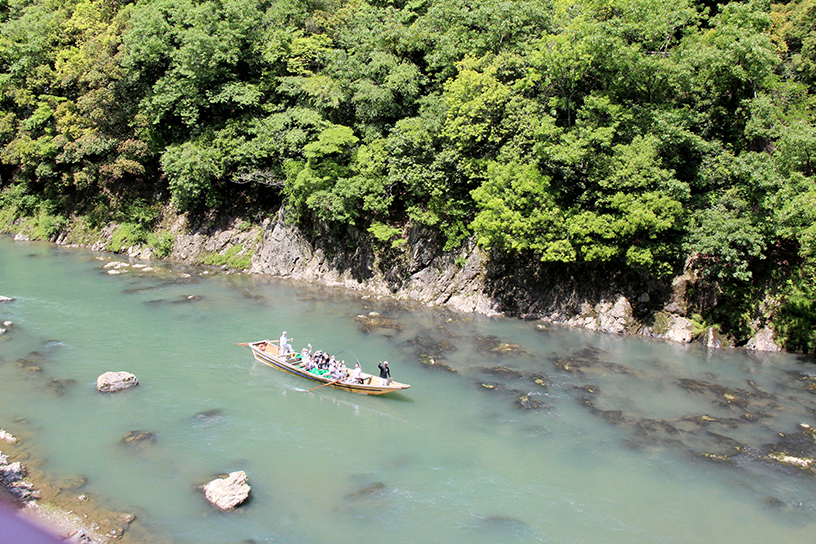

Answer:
[316,352,328,370]
[304,356,317,371]
[378,361,391,386]
[347,362,363,384]
[330,364,346,381]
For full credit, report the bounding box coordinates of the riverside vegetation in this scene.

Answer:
[1,0,816,351]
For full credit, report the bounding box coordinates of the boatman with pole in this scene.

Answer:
[279,331,289,355]
[378,361,391,386]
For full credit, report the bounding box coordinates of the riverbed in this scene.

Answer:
[1,235,815,544]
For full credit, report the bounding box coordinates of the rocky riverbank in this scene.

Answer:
[16,206,784,352]
[0,428,142,544]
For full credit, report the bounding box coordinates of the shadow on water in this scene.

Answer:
[379,392,413,402]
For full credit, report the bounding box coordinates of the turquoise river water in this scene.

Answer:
[1,235,816,544]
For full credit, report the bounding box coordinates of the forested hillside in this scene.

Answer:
[1,0,815,351]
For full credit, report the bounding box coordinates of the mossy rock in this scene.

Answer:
[515,394,545,410]
[121,431,156,446]
[419,354,456,372]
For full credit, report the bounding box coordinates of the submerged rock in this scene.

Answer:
[475,335,524,355]
[354,311,402,333]
[515,394,546,410]
[346,481,386,499]
[96,371,139,393]
[193,409,223,421]
[172,295,202,304]
[675,378,778,412]
[419,355,457,372]
[531,375,549,388]
[121,431,156,446]
[16,351,50,371]
[202,471,251,510]
[552,356,633,375]
[406,333,457,360]
[479,382,501,391]
[45,378,78,397]
[481,366,524,379]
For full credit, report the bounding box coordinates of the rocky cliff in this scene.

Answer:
[43,208,782,352]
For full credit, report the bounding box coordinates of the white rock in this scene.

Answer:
[202,471,251,510]
[96,371,139,393]
[663,316,694,344]
[0,295,14,303]
[745,327,781,352]
[0,429,18,444]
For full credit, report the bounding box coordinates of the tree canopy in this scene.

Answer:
[2,0,816,350]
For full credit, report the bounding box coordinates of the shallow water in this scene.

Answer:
[1,235,816,544]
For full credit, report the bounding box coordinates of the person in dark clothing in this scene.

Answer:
[378,361,391,386]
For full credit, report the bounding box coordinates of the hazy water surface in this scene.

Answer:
[1,236,816,544]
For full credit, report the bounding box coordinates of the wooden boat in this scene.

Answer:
[244,340,410,395]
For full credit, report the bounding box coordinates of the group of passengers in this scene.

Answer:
[276,331,393,386]
[278,331,363,384]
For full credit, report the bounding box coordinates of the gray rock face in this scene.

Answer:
[745,327,781,352]
[96,371,139,393]
[662,316,694,344]
[0,455,35,502]
[202,471,251,510]
[698,326,735,349]
[564,296,633,335]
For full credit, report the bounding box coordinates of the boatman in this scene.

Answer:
[279,331,288,355]
[378,361,391,386]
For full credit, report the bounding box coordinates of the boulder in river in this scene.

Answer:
[96,371,139,393]
[202,471,251,510]
[0,295,15,303]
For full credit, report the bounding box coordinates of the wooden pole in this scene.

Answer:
[306,380,340,392]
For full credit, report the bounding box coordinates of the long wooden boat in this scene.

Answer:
[245,340,410,395]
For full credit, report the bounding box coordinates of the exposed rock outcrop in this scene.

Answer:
[1,452,34,503]
[42,206,790,351]
[745,327,781,352]
[96,372,138,393]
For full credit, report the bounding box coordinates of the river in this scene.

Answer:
[1,235,815,544]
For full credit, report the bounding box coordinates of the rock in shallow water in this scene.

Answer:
[202,471,251,510]
[96,371,138,393]
[121,431,156,446]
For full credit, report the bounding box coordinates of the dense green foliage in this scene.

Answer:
[2,0,816,350]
